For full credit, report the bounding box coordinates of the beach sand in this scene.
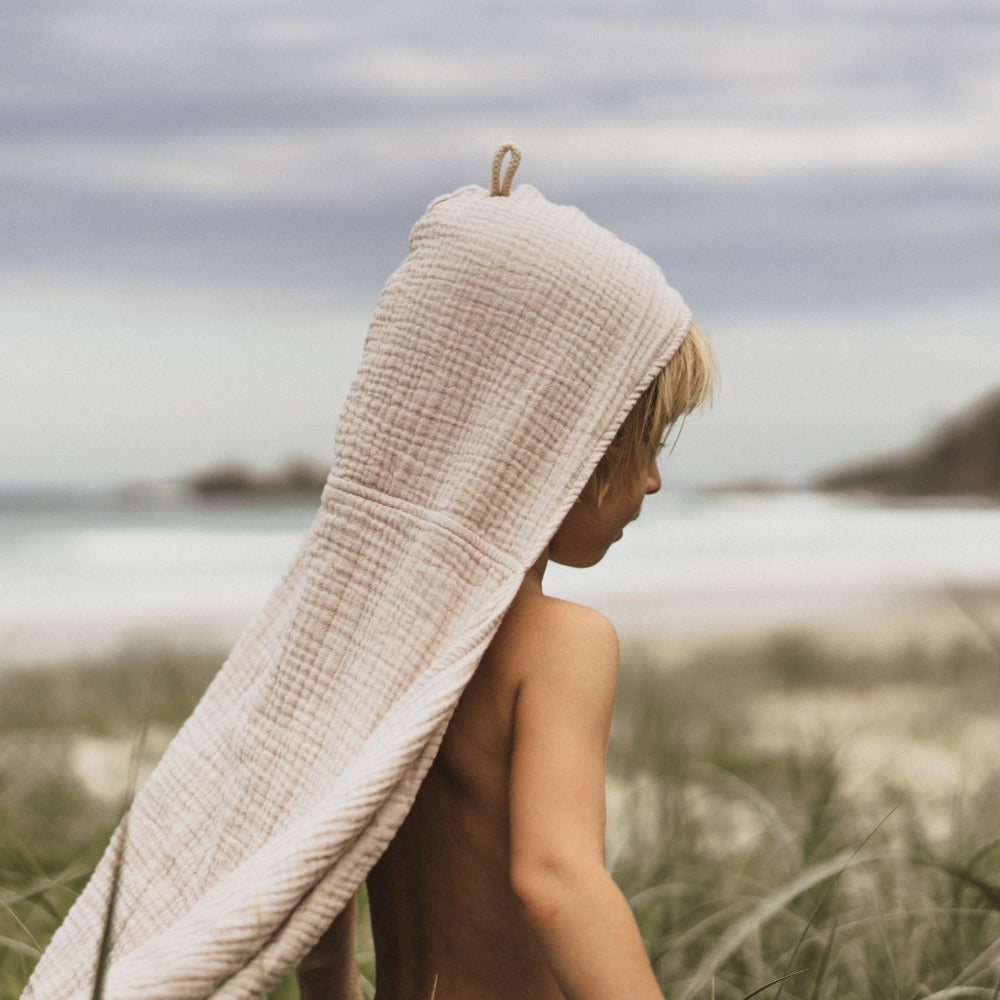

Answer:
[618,582,1000,667]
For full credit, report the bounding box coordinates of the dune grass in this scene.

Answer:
[2,626,1000,998]
[0,635,222,997]
[609,630,1000,998]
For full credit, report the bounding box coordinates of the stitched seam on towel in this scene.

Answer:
[325,475,522,572]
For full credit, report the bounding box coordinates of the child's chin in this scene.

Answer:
[548,546,608,569]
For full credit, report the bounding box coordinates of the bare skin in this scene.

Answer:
[302,457,665,1000]
[297,899,363,1000]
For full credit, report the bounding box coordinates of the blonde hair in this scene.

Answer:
[590,321,718,505]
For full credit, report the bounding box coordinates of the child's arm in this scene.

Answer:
[508,603,665,1000]
[297,895,363,1000]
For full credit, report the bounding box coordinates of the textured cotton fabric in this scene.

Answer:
[25,173,691,999]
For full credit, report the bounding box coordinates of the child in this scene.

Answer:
[300,320,716,1000]
[24,145,715,1000]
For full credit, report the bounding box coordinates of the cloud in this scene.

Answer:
[3,0,999,484]
[8,2,1000,134]
[4,1,998,214]
[0,271,374,485]
[4,0,998,214]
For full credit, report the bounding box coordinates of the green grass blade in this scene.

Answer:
[773,806,896,1000]
[90,717,148,1000]
[742,968,809,999]
[807,918,838,1000]
[677,849,883,1000]
[0,933,41,959]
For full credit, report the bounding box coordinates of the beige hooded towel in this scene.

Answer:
[24,146,692,999]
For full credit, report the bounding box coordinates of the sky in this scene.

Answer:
[3,0,999,490]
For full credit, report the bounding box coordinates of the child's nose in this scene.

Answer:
[645,461,662,495]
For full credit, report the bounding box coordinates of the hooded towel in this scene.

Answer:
[24,146,692,999]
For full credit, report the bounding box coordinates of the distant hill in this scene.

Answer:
[816,388,1000,500]
[182,457,328,501]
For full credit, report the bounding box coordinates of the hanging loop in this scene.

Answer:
[490,143,521,197]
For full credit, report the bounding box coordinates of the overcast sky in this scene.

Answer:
[3,0,999,490]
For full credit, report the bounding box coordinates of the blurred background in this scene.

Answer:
[3,0,999,655]
[3,2,1000,996]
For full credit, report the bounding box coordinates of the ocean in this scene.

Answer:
[3,491,1000,662]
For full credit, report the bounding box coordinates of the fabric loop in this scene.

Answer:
[490,143,521,197]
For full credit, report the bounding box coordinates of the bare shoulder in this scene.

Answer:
[528,596,618,660]
[490,588,620,692]
[436,590,619,789]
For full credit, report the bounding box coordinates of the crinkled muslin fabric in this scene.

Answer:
[25,168,691,999]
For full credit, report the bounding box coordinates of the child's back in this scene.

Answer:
[364,443,680,1000]
[368,574,618,1000]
